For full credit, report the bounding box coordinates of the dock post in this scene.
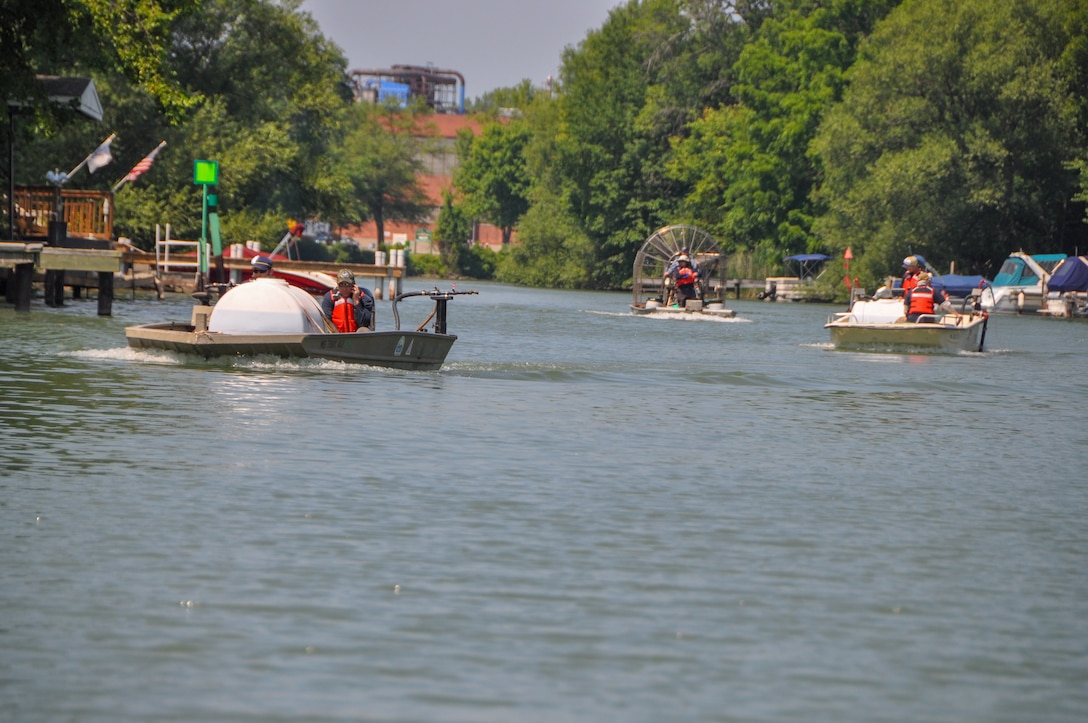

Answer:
[13,262,33,312]
[44,269,64,306]
[97,270,114,316]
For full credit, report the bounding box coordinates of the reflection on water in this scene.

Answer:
[2,283,1087,721]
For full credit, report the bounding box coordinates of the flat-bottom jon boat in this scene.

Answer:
[125,278,476,371]
[824,298,988,353]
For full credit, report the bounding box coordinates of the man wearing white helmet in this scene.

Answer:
[901,255,921,294]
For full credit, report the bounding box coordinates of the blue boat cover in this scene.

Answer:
[932,273,990,297]
[1047,256,1088,292]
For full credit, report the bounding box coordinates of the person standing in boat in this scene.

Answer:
[322,268,374,332]
[250,255,274,279]
[903,272,957,322]
[668,255,701,308]
[901,255,922,294]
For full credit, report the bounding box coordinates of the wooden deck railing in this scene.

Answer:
[12,186,113,241]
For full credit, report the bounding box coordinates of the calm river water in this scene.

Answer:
[2,281,1086,721]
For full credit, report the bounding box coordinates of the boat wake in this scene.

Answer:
[67,346,405,372]
[628,310,751,323]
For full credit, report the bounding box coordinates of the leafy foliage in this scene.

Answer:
[814,0,1088,287]
[453,119,532,245]
[9,0,1087,294]
[329,102,430,248]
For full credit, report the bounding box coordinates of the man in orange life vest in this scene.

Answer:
[903,272,957,322]
[321,269,374,332]
[668,254,700,308]
[901,255,922,294]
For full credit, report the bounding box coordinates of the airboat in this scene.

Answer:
[629,225,736,318]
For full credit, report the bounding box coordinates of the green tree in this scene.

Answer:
[332,102,430,248]
[554,0,691,287]
[1,0,201,120]
[668,0,898,266]
[12,0,352,247]
[813,0,1088,286]
[453,119,531,245]
[465,79,543,114]
[434,189,471,275]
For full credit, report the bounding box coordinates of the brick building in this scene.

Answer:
[335,113,510,254]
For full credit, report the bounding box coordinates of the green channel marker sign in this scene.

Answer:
[193,159,219,185]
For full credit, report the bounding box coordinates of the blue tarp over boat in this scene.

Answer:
[1047,256,1088,292]
[933,273,989,298]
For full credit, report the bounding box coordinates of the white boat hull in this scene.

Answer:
[630,302,736,318]
[825,312,988,353]
[979,286,1047,314]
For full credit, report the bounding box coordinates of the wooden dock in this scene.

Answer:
[1,241,122,314]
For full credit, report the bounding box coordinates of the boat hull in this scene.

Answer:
[126,323,455,371]
[824,314,987,353]
[301,331,456,370]
[630,303,736,318]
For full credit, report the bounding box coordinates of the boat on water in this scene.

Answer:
[629,225,736,318]
[759,253,832,302]
[979,251,1067,314]
[1038,255,1088,318]
[125,278,477,371]
[873,255,990,304]
[824,297,989,353]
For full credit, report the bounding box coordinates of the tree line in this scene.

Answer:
[5,0,1086,294]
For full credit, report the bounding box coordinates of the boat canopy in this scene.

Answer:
[1047,256,1088,293]
[783,253,831,280]
[992,253,1067,286]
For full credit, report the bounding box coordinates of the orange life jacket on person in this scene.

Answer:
[907,286,936,316]
[902,272,918,293]
[330,295,358,333]
[676,267,697,287]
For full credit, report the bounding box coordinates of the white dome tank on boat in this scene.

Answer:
[208,278,332,334]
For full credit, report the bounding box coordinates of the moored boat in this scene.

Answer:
[629,225,737,318]
[125,278,476,371]
[979,251,1066,314]
[1038,255,1088,318]
[824,297,988,353]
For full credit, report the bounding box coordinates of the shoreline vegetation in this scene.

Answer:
[5,0,1085,300]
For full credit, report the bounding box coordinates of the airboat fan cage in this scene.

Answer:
[631,225,727,306]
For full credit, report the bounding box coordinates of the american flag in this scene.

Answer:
[124,141,167,183]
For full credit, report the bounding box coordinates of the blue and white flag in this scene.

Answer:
[87,136,114,173]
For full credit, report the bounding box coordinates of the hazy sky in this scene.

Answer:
[299,0,622,100]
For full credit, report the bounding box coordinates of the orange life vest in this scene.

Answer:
[907,286,936,316]
[330,295,359,333]
[902,272,918,292]
[676,267,697,287]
